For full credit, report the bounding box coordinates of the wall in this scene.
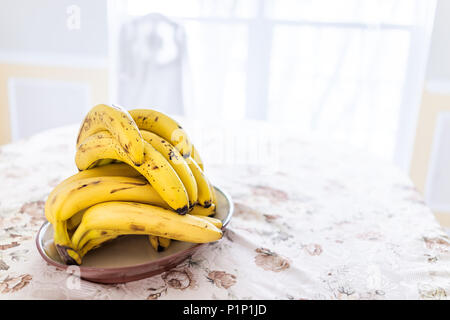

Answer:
[425,0,450,81]
[410,0,450,222]
[0,0,109,144]
[0,0,107,56]
[0,64,108,144]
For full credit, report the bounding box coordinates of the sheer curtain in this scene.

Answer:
[109,0,436,168]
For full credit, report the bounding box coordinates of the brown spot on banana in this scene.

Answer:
[55,245,79,265]
[175,205,189,215]
[120,181,148,186]
[203,200,212,208]
[76,180,101,190]
[110,186,135,194]
[130,224,146,231]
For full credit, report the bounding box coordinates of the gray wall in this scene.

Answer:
[0,0,108,57]
[426,0,450,81]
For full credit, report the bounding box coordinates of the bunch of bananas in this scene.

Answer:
[45,104,223,265]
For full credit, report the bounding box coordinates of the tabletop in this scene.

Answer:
[0,122,449,300]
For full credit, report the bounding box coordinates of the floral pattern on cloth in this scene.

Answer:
[0,123,449,300]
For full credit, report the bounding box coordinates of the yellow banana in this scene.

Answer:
[76,104,145,166]
[190,204,216,216]
[50,163,141,252]
[78,216,222,259]
[78,233,118,258]
[67,210,85,231]
[44,106,222,265]
[65,192,216,231]
[194,215,222,229]
[52,220,81,265]
[71,202,223,259]
[191,145,204,171]
[187,158,213,208]
[188,146,215,207]
[149,235,160,251]
[129,109,192,158]
[149,235,172,252]
[158,237,172,248]
[46,176,169,264]
[46,176,167,224]
[66,162,142,182]
[49,163,142,201]
[80,216,221,258]
[95,159,115,167]
[75,131,189,214]
[140,130,198,208]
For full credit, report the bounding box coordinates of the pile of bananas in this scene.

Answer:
[45,104,223,265]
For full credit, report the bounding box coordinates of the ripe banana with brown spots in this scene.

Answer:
[189,185,217,216]
[140,130,198,208]
[75,131,189,215]
[129,109,192,158]
[52,163,142,192]
[147,213,223,252]
[78,233,119,259]
[190,203,216,216]
[191,145,204,171]
[149,235,172,252]
[46,175,169,265]
[68,199,217,231]
[44,105,223,265]
[190,145,217,210]
[77,213,223,259]
[187,158,213,208]
[196,215,222,229]
[76,104,145,166]
[71,202,223,262]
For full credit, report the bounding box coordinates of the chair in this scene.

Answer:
[117,13,188,115]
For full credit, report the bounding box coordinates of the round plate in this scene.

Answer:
[36,186,233,284]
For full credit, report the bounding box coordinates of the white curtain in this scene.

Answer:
[109,0,436,167]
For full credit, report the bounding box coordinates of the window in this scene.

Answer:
[112,0,436,167]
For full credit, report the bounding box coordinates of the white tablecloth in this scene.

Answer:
[0,122,449,300]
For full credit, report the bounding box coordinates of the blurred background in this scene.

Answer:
[0,0,449,221]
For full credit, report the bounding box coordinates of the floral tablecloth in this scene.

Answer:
[0,121,450,300]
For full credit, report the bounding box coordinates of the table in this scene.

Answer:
[0,122,449,300]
